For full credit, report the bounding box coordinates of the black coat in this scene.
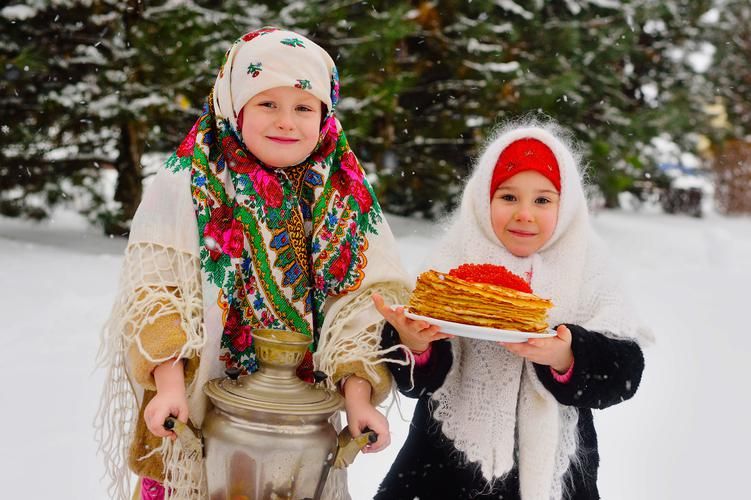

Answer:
[375,323,644,500]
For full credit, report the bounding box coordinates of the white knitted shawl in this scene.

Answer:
[428,123,653,500]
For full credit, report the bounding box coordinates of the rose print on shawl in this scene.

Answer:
[221,133,284,208]
[331,151,373,213]
[249,166,284,208]
[166,114,209,172]
[311,118,339,163]
[223,305,252,352]
[177,120,198,157]
[215,289,258,374]
[223,218,245,257]
[203,204,230,260]
[203,204,245,260]
[329,242,353,281]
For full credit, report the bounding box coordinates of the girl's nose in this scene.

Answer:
[275,110,294,130]
[514,205,534,222]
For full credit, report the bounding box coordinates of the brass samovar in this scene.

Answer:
[201,329,373,500]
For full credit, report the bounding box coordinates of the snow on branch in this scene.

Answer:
[463,60,520,74]
[1,4,36,20]
[494,0,533,20]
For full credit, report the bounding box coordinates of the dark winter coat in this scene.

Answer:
[375,323,644,500]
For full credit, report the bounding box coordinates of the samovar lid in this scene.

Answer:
[204,329,344,416]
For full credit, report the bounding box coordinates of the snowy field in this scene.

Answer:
[1,207,749,499]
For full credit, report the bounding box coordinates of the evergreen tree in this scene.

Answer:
[0,0,723,228]
[388,0,713,210]
[1,1,122,221]
[0,1,267,233]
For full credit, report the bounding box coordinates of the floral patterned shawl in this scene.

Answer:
[167,27,385,375]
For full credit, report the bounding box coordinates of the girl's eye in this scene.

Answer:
[259,102,275,108]
[296,105,314,112]
[500,194,516,202]
[535,197,551,204]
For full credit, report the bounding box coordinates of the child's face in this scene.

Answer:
[241,86,323,168]
[490,170,560,257]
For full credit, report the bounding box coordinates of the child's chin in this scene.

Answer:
[266,154,309,168]
[507,245,535,258]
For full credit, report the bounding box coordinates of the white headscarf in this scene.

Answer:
[213,28,335,129]
[428,120,652,499]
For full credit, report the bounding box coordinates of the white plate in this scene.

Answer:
[394,305,556,343]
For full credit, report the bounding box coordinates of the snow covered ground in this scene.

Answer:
[1,207,749,499]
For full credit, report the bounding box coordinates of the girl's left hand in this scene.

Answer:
[344,399,391,454]
[500,324,574,373]
[342,376,391,453]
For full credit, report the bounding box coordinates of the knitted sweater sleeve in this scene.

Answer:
[533,323,644,409]
[380,322,453,398]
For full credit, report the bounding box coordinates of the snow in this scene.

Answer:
[1,208,749,499]
[1,5,37,20]
[464,60,521,74]
[494,0,534,20]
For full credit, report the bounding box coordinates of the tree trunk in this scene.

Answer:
[105,0,146,236]
[107,121,144,236]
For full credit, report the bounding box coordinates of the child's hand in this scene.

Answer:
[342,376,390,453]
[372,293,452,353]
[144,359,189,439]
[144,388,189,439]
[500,324,574,373]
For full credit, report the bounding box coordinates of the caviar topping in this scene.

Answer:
[449,263,532,294]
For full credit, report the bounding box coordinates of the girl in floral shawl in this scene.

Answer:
[96,27,410,500]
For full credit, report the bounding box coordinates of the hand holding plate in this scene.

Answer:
[371,293,452,353]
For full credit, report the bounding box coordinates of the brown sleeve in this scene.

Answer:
[332,361,393,406]
[126,312,191,391]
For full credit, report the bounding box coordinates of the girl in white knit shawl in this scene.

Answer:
[374,119,652,499]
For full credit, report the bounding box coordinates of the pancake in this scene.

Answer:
[408,266,553,333]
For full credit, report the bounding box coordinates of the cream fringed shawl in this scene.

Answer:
[428,123,653,500]
[95,167,410,500]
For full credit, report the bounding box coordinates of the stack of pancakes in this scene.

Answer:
[408,269,553,333]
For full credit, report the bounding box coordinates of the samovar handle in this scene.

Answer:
[333,426,377,469]
[163,416,203,459]
[309,426,377,500]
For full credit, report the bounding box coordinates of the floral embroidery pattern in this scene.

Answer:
[247,62,262,77]
[242,27,277,42]
[330,150,373,213]
[295,79,311,90]
[281,37,305,48]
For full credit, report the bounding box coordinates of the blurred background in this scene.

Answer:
[1,0,750,234]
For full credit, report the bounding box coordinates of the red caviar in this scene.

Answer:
[449,263,532,294]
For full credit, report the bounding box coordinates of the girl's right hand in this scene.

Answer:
[372,293,453,353]
[143,388,189,439]
[144,359,189,439]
